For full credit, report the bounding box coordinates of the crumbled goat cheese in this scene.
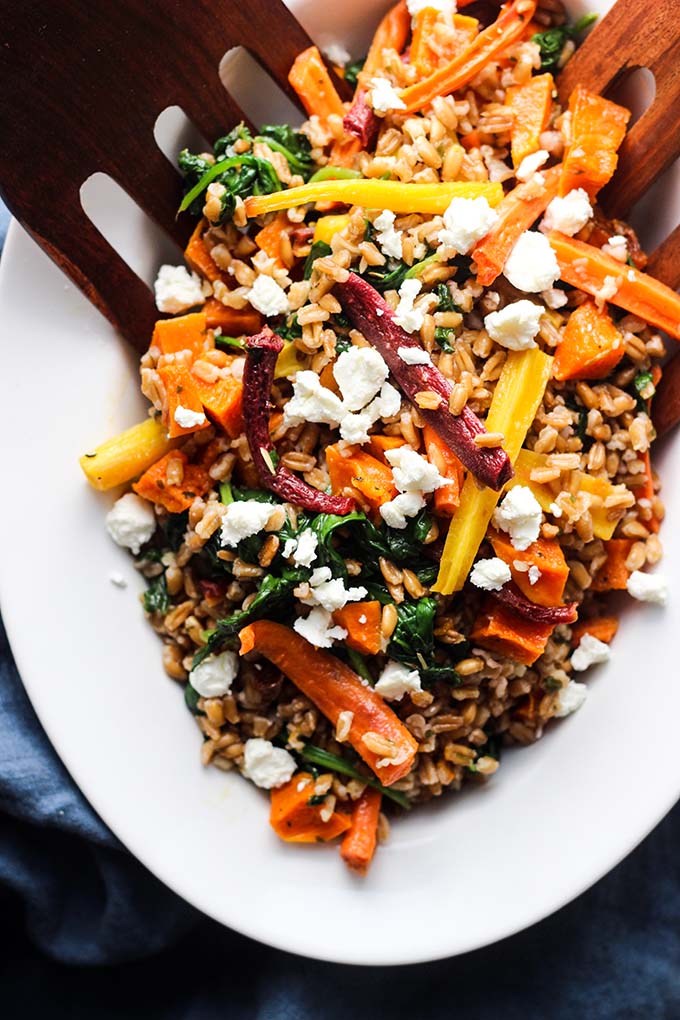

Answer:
[375,659,423,701]
[571,633,611,672]
[309,566,331,586]
[373,210,404,260]
[504,230,560,293]
[358,614,367,624]
[174,404,206,429]
[283,370,345,428]
[470,557,511,591]
[109,572,127,589]
[379,491,426,529]
[438,196,498,258]
[602,234,629,262]
[367,382,402,421]
[541,287,569,309]
[339,381,402,444]
[334,347,389,410]
[493,486,542,550]
[385,445,446,494]
[154,264,205,314]
[394,278,424,334]
[368,76,406,116]
[516,149,549,182]
[220,500,274,548]
[190,650,239,697]
[540,188,592,237]
[302,570,368,612]
[242,738,297,789]
[291,528,318,567]
[294,607,347,648]
[248,274,288,316]
[322,42,351,66]
[626,570,668,606]
[106,493,156,554]
[398,345,432,365]
[553,680,588,718]
[528,565,541,586]
[484,299,544,351]
[407,0,456,15]
[593,274,621,310]
[339,410,374,445]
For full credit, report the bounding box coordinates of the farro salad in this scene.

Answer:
[81,0,674,875]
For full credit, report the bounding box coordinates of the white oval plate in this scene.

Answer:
[1,0,679,966]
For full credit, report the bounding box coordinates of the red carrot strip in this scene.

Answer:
[490,581,577,624]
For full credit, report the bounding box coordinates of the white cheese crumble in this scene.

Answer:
[242,738,297,789]
[553,680,588,718]
[189,650,238,697]
[294,607,347,648]
[220,500,274,548]
[368,76,406,116]
[375,659,423,701]
[302,568,368,612]
[379,491,426,529]
[571,633,611,672]
[173,404,206,429]
[322,42,351,66]
[154,264,205,314]
[334,347,389,410]
[282,538,297,559]
[373,210,404,260]
[106,493,156,555]
[247,274,289,316]
[438,196,498,258]
[516,149,549,182]
[283,370,345,428]
[541,287,569,309]
[528,565,541,586]
[483,299,544,351]
[109,572,127,589]
[385,445,447,494]
[470,557,511,591]
[602,234,628,263]
[540,188,592,237]
[291,528,318,567]
[393,278,424,334]
[504,231,560,293]
[398,345,432,365]
[626,570,668,606]
[493,486,542,551]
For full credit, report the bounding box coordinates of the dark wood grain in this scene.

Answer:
[0,0,349,349]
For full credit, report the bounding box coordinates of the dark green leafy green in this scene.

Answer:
[276,313,303,343]
[300,745,411,809]
[258,124,315,179]
[304,240,332,280]
[177,151,214,215]
[334,335,353,355]
[354,508,433,568]
[142,573,170,615]
[305,510,367,578]
[388,598,462,683]
[346,648,373,683]
[362,250,437,293]
[184,683,205,716]
[532,13,597,73]
[435,281,461,314]
[343,57,365,90]
[215,335,245,352]
[160,510,189,552]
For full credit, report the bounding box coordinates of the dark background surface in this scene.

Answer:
[1,204,680,1018]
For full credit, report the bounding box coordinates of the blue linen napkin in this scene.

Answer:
[2,203,680,1017]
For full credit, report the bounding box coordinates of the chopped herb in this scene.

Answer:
[304,240,332,280]
[434,327,456,353]
[276,313,303,343]
[633,370,655,404]
[307,794,326,806]
[142,573,170,615]
[532,13,598,73]
[543,676,562,692]
[219,481,233,505]
[300,745,411,809]
[160,510,189,552]
[334,335,353,355]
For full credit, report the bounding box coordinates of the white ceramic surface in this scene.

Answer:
[1,0,679,966]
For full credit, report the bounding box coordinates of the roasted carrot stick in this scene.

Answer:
[288,45,346,120]
[340,788,382,874]
[423,424,464,516]
[506,72,554,168]
[560,86,630,198]
[239,621,418,786]
[362,0,410,79]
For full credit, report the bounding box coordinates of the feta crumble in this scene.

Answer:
[291,528,318,568]
[189,650,238,697]
[174,404,206,429]
[493,486,542,550]
[154,264,205,314]
[626,570,668,606]
[283,370,345,428]
[541,287,569,309]
[294,607,347,648]
[602,234,629,263]
[375,659,422,701]
[242,738,297,789]
[540,188,592,237]
[373,210,404,260]
[398,345,432,365]
[302,570,368,612]
[504,231,560,293]
[571,633,611,672]
[248,274,288,316]
[438,196,498,258]
[368,76,406,116]
[516,149,549,182]
[220,500,274,548]
[470,557,511,591]
[385,445,447,494]
[394,278,424,334]
[106,493,156,554]
[553,680,588,718]
[379,491,426,529]
[483,299,544,351]
[109,572,127,589]
[334,347,389,410]
[528,565,541,586]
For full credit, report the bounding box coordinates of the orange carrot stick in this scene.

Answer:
[399,0,537,114]
[184,219,229,284]
[270,773,351,843]
[472,165,561,287]
[548,232,680,340]
[506,72,554,168]
[239,621,418,786]
[553,299,625,381]
[340,788,382,874]
[254,212,293,269]
[590,539,634,592]
[362,0,411,79]
[423,424,463,516]
[411,10,479,78]
[289,45,346,120]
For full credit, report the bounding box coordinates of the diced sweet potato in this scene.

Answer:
[471,602,554,666]
[489,528,568,607]
[133,450,211,513]
[152,312,209,358]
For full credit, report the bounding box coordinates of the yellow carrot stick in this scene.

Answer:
[433,348,553,594]
[244,179,504,218]
[79,417,178,492]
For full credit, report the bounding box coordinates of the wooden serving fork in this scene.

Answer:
[0,0,679,431]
